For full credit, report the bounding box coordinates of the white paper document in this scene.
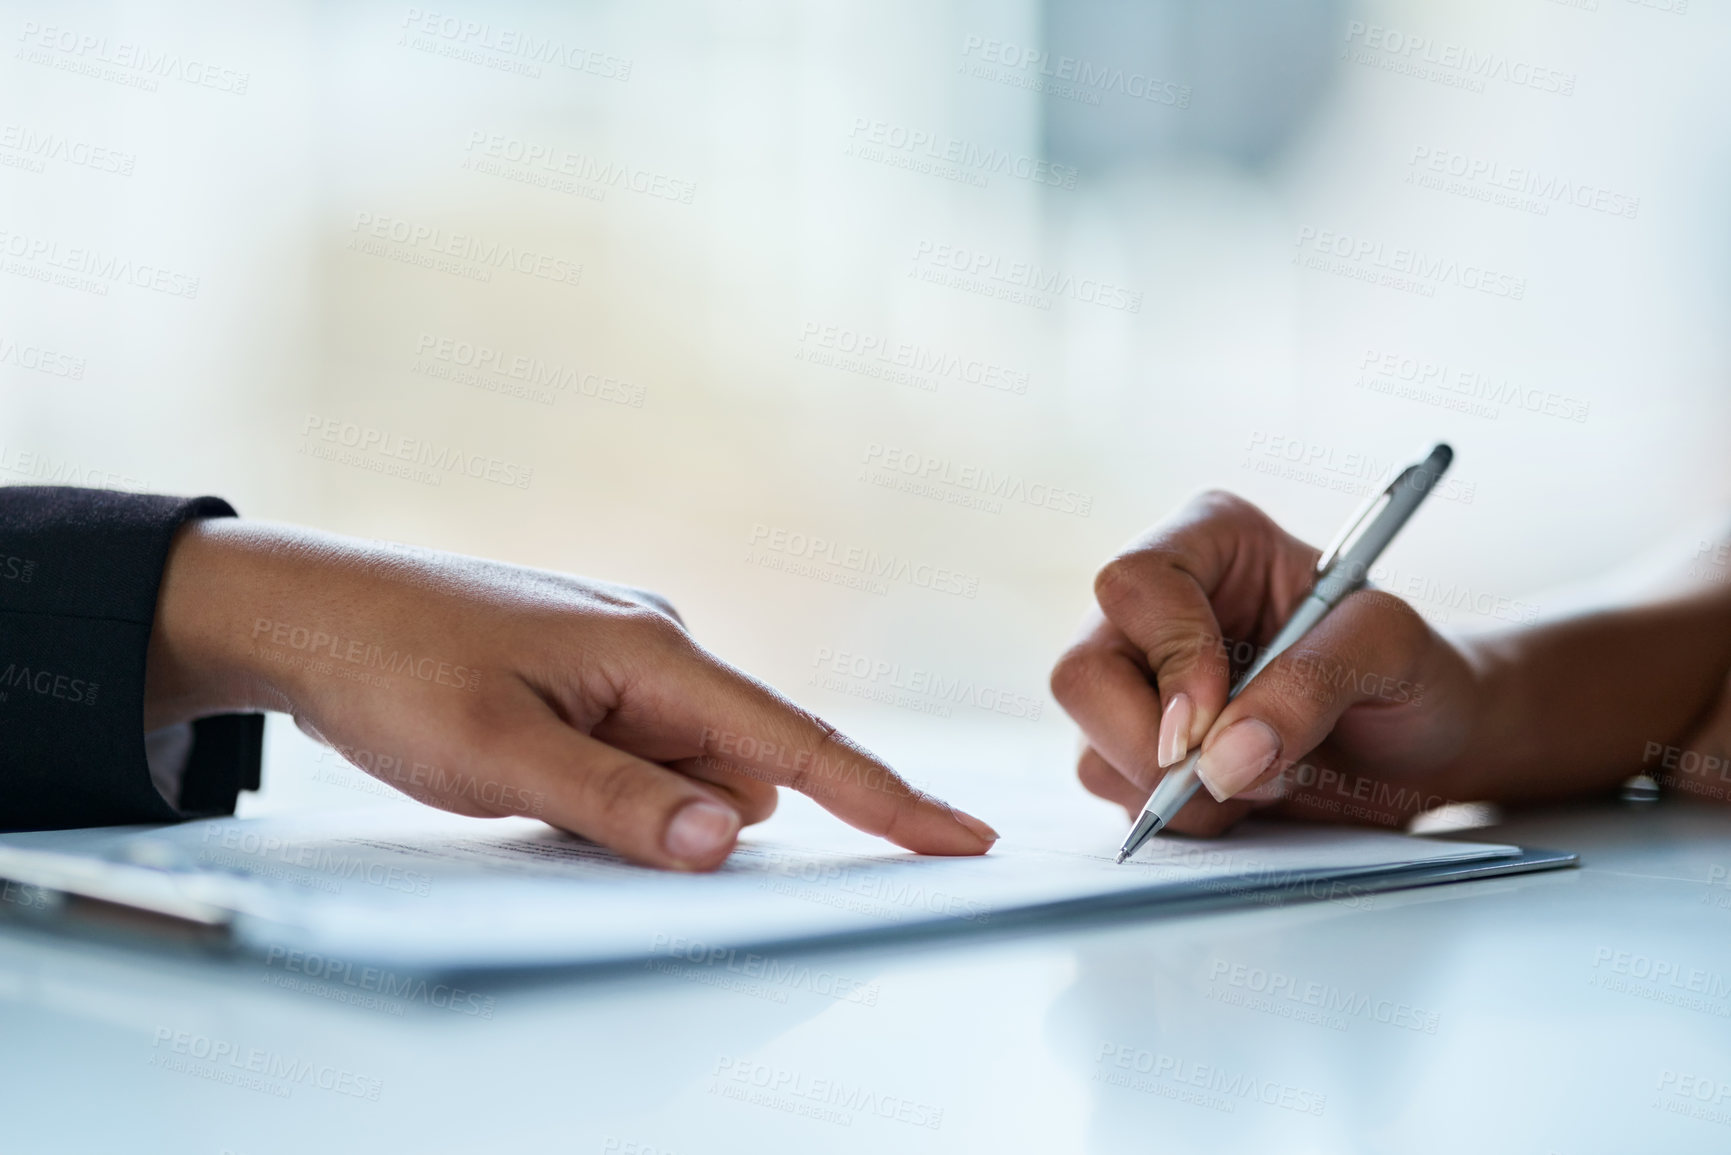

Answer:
[0,810,1527,970]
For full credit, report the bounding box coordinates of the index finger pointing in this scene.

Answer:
[665,651,998,855]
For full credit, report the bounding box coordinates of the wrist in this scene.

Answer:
[1437,629,1532,800]
[145,518,291,729]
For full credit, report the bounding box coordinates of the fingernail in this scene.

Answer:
[664,799,740,863]
[1195,719,1281,802]
[949,806,999,845]
[1158,692,1194,768]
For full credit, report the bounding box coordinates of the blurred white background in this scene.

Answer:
[4,0,1729,820]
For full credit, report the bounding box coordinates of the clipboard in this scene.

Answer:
[0,811,1578,973]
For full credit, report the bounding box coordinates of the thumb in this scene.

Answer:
[1192,589,1432,802]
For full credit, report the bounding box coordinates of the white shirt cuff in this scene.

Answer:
[144,722,195,808]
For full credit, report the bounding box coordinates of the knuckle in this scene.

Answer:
[581,757,647,825]
[1187,489,1298,553]
[1236,663,1328,736]
[1161,630,1219,681]
[1193,487,1250,514]
[1354,588,1431,648]
[1259,665,1337,728]
[1048,646,1099,705]
[1092,555,1147,614]
[1191,488,1261,525]
[792,724,853,802]
[1167,804,1242,838]
[626,586,684,626]
[1075,748,1111,789]
[735,781,779,825]
[1077,753,1136,805]
[619,604,692,648]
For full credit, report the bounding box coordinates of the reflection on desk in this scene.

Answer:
[0,799,1726,1154]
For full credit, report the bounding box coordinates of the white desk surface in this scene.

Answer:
[3,794,1729,1153]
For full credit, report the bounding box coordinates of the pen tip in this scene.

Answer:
[1116,811,1162,864]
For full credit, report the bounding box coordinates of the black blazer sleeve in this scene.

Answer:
[0,486,263,831]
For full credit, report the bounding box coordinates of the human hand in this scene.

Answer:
[1050,491,1488,835]
[145,519,997,870]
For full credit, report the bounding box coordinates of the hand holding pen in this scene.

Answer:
[1050,445,1490,847]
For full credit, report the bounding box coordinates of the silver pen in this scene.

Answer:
[1115,443,1455,863]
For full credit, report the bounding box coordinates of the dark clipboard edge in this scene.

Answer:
[451,844,1580,986]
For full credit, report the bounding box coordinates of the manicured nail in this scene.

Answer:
[1195,719,1281,802]
[949,806,1000,845]
[1158,693,1194,768]
[664,799,740,863]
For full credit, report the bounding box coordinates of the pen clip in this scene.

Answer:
[1314,468,1410,580]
